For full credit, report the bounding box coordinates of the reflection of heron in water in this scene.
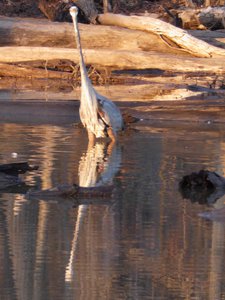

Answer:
[69,6,124,142]
[65,141,121,282]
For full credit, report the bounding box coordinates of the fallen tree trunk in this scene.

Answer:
[1,16,225,55]
[0,16,182,55]
[0,46,225,73]
[98,13,225,57]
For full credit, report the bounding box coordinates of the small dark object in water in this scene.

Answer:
[0,162,38,176]
[0,162,39,190]
[122,112,140,125]
[179,170,225,204]
[27,184,114,200]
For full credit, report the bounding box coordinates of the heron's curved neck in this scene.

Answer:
[71,15,89,82]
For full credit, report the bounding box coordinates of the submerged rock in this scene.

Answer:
[179,170,225,204]
[0,162,38,176]
[0,161,38,191]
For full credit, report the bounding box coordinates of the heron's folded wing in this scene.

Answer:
[97,93,123,131]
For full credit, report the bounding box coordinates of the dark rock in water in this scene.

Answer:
[27,183,114,200]
[199,207,225,222]
[179,170,225,205]
[0,162,38,176]
[0,161,39,191]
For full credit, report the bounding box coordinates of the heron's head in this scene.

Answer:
[69,6,78,18]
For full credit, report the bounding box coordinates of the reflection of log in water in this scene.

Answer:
[65,141,121,282]
[26,183,114,200]
[0,201,17,300]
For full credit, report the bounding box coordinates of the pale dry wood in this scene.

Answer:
[0,16,181,54]
[98,13,225,57]
[0,62,71,79]
[1,46,225,73]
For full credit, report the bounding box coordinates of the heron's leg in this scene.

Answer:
[107,127,116,143]
[87,130,96,145]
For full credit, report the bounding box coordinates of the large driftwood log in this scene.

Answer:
[0,16,225,76]
[0,16,182,54]
[98,13,225,57]
[0,16,225,54]
[0,46,225,73]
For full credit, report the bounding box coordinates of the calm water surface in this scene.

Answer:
[1,119,225,300]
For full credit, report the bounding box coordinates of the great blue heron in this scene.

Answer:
[69,6,124,142]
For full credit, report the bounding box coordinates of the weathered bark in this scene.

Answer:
[1,16,225,58]
[98,13,225,57]
[0,62,71,79]
[0,16,182,54]
[1,46,225,73]
[0,16,225,77]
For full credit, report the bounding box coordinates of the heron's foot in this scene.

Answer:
[107,127,116,143]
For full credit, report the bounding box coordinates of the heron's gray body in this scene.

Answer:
[70,6,123,140]
[80,74,123,138]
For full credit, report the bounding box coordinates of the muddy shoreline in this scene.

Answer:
[1,96,225,129]
[1,73,225,126]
